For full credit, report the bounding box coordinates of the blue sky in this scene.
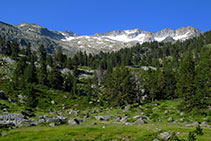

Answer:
[0,0,210,35]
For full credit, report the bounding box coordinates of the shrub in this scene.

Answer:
[194,125,203,135]
[187,131,196,141]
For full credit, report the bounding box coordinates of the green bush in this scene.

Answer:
[194,125,203,135]
[187,131,196,141]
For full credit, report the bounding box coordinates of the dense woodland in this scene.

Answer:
[0,31,211,112]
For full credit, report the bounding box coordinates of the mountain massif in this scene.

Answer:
[0,21,202,55]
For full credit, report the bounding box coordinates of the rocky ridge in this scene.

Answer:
[0,21,202,55]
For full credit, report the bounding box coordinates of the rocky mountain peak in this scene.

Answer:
[155,28,175,37]
[176,26,201,36]
[63,30,79,37]
[18,22,44,29]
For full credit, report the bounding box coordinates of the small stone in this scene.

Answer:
[180,112,185,116]
[179,118,185,122]
[2,132,7,137]
[49,123,55,127]
[125,122,133,126]
[92,122,97,125]
[164,110,170,114]
[168,117,173,122]
[51,100,55,104]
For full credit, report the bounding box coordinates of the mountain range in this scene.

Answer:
[0,21,202,55]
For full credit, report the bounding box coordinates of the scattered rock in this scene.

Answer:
[157,131,172,141]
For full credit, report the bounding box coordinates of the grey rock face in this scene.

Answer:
[162,36,175,43]
[155,28,175,38]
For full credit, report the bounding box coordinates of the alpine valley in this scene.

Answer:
[0,20,211,140]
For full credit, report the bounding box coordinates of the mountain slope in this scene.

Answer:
[0,21,202,55]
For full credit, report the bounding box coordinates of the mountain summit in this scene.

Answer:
[0,21,202,55]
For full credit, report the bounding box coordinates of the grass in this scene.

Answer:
[1,123,211,140]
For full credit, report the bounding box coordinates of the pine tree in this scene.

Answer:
[176,54,196,111]
[25,43,32,61]
[55,48,66,68]
[38,45,48,85]
[107,65,136,106]
[64,73,74,92]
[24,57,37,84]
[11,42,20,60]
[13,56,27,87]
[194,47,211,109]
[48,66,63,90]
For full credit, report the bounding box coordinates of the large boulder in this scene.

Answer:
[120,116,128,123]
[185,121,199,127]
[21,111,35,118]
[201,121,211,128]
[157,131,172,141]
[134,118,147,124]
[168,117,173,122]
[68,118,80,125]
[133,115,149,121]
[0,90,8,100]
[94,115,111,121]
